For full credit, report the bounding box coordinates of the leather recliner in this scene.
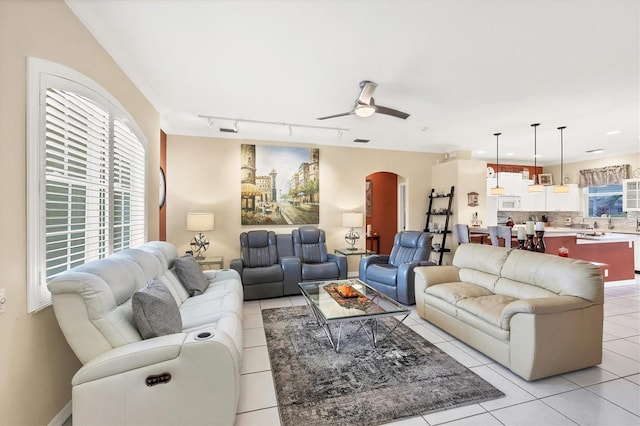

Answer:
[359,230,435,304]
[292,226,347,281]
[230,230,301,300]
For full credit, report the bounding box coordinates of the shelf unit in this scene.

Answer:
[424,186,454,265]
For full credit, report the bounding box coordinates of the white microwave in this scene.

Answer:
[498,196,521,211]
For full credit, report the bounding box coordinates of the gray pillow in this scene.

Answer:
[132,279,182,339]
[174,255,208,296]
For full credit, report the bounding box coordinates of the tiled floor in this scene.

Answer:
[235,277,640,426]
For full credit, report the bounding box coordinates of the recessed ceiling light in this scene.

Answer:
[606,130,621,136]
[586,148,605,154]
[476,150,486,154]
[533,154,542,158]
[505,152,515,156]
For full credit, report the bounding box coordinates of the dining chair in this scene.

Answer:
[488,225,513,248]
[454,224,471,244]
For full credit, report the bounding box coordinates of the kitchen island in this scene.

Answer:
[468,226,636,282]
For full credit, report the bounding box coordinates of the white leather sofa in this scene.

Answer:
[48,241,243,425]
[414,243,604,381]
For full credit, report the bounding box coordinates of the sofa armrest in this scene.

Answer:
[502,295,595,325]
[396,261,435,305]
[229,258,243,276]
[414,265,460,290]
[281,256,302,295]
[358,255,390,281]
[328,253,347,279]
[71,330,240,426]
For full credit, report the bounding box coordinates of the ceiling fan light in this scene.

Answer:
[528,184,544,192]
[354,105,375,117]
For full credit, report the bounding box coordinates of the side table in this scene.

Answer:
[334,248,375,278]
[366,235,380,253]
[197,256,224,270]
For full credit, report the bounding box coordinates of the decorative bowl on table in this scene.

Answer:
[336,285,359,298]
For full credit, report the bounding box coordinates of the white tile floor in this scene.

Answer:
[235,277,640,426]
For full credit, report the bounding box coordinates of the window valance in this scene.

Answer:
[578,164,629,187]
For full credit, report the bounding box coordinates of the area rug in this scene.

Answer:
[262,305,504,426]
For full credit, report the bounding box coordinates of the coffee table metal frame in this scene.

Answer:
[298,279,410,352]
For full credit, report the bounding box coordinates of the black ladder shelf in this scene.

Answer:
[424,186,454,265]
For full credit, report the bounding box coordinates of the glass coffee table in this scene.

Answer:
[298,279,410,352]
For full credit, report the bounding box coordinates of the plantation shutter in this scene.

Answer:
[44,88,110,281]
[113,119,146,251]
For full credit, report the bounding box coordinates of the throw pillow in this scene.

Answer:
[174,255,208,296]
[132,279,182,339]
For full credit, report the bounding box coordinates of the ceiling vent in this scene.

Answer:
[219,127,238,133]
[353,138,370,143]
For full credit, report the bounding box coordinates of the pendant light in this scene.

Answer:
[490,132,505,195]
[528,123,544,192]
[554,126,569,193]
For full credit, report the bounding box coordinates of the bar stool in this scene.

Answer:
[488,226,513,248]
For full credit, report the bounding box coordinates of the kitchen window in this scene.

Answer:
[27,58,147,312]
[586,184,624,218]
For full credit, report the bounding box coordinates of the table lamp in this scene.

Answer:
[342,212,363,250]
[187,212,214,259]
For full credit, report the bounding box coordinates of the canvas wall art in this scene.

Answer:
[241,144,320,225]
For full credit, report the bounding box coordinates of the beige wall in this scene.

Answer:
[166,135,443,263]
[545,152,640,185]
[0,1,160,424]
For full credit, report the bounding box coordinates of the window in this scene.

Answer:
[27,58,147,312]
[586,184,624,218]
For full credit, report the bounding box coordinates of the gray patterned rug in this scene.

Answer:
[262,306,504,426]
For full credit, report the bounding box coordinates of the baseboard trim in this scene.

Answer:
[48,401,71,426]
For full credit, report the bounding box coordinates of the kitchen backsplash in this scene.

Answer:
[497,210,640,230]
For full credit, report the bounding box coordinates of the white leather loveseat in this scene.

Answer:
[48,241,243,425]
[414,243,604,381]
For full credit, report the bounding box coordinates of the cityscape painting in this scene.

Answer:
[240,144,320,225]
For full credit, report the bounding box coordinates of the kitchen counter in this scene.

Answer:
[467,226,636,282]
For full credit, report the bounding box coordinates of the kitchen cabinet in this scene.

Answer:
[520,179,545,211]
[545,184,580,211]
[487,172,524,196]
[623,179,640,211]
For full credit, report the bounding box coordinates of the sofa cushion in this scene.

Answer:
[132,279,182,339]
[452,244,511,277]
[242,264,284,285]
[500,250,604,303]
[174,255,208,296]
[456,294,518,329]
[426,282,494,305]
[366,263,398,284]
[302,262,339,280]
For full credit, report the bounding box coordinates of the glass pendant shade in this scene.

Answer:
[491,186,505,195]
[554,184,570,193]
[528,184,544,192]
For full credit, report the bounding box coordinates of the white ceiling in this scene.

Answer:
[66,0,640,166]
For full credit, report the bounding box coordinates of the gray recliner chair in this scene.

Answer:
[359,231,435,305]
[230,230,300,300]
[292,226,347,281]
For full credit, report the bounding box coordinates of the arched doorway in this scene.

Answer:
[365,171,404,255]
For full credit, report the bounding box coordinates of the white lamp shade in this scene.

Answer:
[187,212,215,231]
[528,184,544,192]
[490,186,505,195]
[342,212,363,228]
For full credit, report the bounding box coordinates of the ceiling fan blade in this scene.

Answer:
[357,80,377,104]
[374,105,410,120]
[316,111,353,120]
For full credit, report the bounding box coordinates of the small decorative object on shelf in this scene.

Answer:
[424,186,454,265]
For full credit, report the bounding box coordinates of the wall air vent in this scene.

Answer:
[353,138,370,143]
